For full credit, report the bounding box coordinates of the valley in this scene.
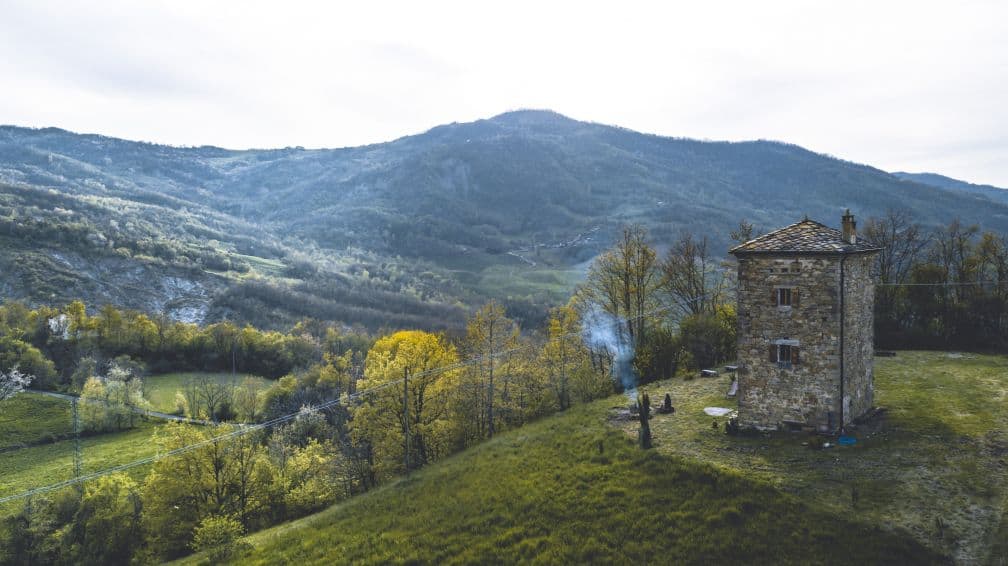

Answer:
[4,112,1008,332]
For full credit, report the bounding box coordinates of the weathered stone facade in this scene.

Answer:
[730,216,880,431]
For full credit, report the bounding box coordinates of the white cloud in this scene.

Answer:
[1,0,1006,185]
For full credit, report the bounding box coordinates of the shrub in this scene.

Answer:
[190,514,250,563]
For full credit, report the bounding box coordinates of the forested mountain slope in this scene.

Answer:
[892,171,1008,206]
[2,111,1007,330]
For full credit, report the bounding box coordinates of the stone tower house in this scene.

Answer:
[729,212,881,432]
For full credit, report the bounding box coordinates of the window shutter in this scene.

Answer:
[772,288,778,306]
[792,288,800,308]
[791,346,800,365]
[769,344,777,362]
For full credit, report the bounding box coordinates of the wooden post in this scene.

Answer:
[638,393,652,449]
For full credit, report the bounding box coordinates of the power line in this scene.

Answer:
[0,381,390,505]
[877,281,1007,287]
[0,299,683,505]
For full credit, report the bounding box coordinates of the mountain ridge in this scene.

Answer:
[2,111,1007,331]
[892,170,1008,205]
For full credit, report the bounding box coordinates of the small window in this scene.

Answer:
[768,343,801,369]
[778,288,792,306]
[774,287,800,308]
[778,344,792,368]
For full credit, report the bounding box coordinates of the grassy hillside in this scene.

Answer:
[620,352,1008,564]
[0,393,72,449]
[0,422,159,515]
[173,351,1008,565]
[181,370,975,559]
[191,410,938,565]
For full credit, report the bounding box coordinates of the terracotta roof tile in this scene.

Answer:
[729,219,881,255]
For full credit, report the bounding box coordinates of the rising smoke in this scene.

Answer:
[581,303,639,399]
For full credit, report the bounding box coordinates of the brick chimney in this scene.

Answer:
[841,209,856,244]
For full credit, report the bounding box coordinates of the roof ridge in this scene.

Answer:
[729,219,828,253]
[729,217,881,255]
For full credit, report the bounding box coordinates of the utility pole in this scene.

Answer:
[72,397,82,493]
[403,367,410,474]
[487,316,495,438]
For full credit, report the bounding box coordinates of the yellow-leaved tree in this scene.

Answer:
[539,305,607,410]
[351,330,459,479]
[459,301,519,443]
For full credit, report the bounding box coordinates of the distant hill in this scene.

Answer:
[3,111,1008,330]
[892,171,1008,206]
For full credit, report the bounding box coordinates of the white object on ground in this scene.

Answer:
[726,380,738,397]
[704,407,733,417]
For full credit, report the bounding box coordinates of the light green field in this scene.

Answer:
[0,393,72,449]
[144,372,271,415]
[0,423,159,515]
[176,351,1008,565]
[233,253,287,277]
[1,372,272,512]
[476,264,585,301]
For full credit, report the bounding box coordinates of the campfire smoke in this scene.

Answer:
[581,303,639,399]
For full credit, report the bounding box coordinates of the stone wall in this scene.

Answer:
[735,252,877,430]
[842,253,876,424]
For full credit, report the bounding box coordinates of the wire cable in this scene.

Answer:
[0,298,686,505]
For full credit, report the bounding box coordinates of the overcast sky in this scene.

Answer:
[2,0,1006,186]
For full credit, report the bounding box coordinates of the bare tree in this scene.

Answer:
[660,232,729,317]
[582,225,659,349]
[978,232,1008,301]
[234,377,263,423]
[863,210,929,322]
[185,375,234,421]
[729,219,755,245]
[929,219,980,302]
[863,210,927,287]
